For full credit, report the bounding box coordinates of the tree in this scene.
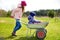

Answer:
[48,10,54,18]
[57,9,60,17]
[7,10,12,17]
[23,11,30,17]
[0,9,7,17]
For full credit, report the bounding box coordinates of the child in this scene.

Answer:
[28,12,41,24]
[11,1,27,36]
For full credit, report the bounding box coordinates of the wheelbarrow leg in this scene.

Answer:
[30,29,31,36]
[26,28,32,37]
[26,28,29,37]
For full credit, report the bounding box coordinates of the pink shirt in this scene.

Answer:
[11,8,23,19]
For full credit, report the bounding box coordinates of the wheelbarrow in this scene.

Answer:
[22,21,49,40]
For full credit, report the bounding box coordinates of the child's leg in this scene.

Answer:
[12,19,21,36]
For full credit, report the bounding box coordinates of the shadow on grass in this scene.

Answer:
[15,37,39,40]
[5,35,16,39]
[0,37,4,40]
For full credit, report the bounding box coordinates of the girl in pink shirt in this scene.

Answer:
[11,1,27,36]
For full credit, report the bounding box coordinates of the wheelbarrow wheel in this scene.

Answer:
[36,28,47,40]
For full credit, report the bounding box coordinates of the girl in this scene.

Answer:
[11,1,27,36]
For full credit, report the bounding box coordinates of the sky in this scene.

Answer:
[0,0,60,11]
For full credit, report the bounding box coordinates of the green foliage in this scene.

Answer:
[7,10,12,17]
[23,11,30,17]
[48,10,54,18]
[0,9,60,17]
[57,9,60,16]
[0,9,7,17]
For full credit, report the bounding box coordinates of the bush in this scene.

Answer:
[7,11,12,17]
[0,9,7,17]
[48,10,54,18]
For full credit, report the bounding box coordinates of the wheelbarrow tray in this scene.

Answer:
[27,22,48,29]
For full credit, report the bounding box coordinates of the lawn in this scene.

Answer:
[0,17,60,40]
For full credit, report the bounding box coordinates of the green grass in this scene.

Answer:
[0,17,60,40]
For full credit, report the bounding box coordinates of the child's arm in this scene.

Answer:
[28,17,31,20]
[11,9,15,18]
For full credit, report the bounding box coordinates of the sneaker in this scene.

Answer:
[12,32,17,36]
[12,34,17,36]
